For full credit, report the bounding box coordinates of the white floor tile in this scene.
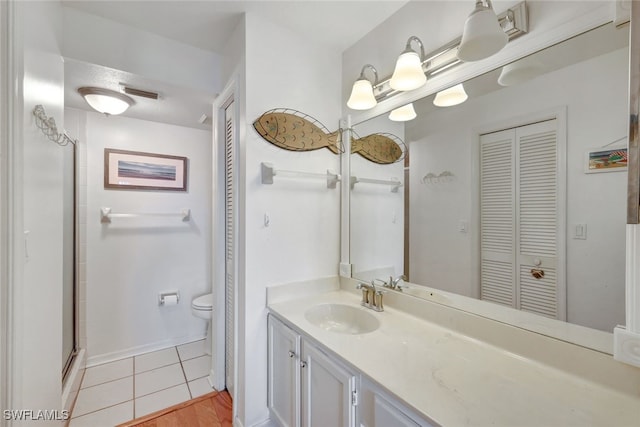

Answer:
[134,384,190,418]
[135,347,179,374]
[69,401,133,427]
[177,340,206,362]
[72,377,133,418]
[135,363,186,398]
[182,355,211,381]
[188,377,215,398]
[82,358,133,389]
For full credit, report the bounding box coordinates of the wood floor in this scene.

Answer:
[117,390,232,427]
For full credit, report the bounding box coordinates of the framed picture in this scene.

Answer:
[104,148,188,191]
[585,147,628,173]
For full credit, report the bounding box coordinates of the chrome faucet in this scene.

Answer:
[388,274,407,290]
[356,280,385,312]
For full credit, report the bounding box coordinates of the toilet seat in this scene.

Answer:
[192,293,213,311]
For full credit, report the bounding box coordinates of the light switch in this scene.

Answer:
[574,223,587,240]
[458,220,468,233]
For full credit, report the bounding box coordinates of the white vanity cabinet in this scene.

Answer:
[359,377,436,427]
[268,314,358,427]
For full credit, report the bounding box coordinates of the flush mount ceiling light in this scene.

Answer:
[433,83,468,107]
[78,87,134,115]
[347,64,379,110]
[390,36,427,91]
[457,0,508,62]
[389,103,417,122]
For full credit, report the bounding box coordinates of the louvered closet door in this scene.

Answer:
[516,120,559,319]
[480,129,516,307]
[480,119,561,319]
[224,101,235,395]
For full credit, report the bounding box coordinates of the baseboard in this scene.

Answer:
[86,334,205,367]
[251,418,277,427]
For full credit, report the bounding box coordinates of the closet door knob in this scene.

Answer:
[288,350,295,358]
[300,361,307,368]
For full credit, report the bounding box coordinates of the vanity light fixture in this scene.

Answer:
[389,103,417,121]
[433,83,468,107]
[457,0,508,62]
[346,2,527,109]
[389,36,427,91]
[347,64,379,110]
[78,87,134,116]
[497,57,544,86]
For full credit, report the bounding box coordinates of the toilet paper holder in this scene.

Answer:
[158,292,180,305]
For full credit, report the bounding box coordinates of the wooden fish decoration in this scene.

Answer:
[351,133,405,165]
[253,109,341,154]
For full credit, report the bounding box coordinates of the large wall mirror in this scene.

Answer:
[349,21,630,353]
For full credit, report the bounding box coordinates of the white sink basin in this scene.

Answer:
[304,304,380,335]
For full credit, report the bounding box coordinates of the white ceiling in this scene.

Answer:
[62,0,408,130]
[62,0,409,53]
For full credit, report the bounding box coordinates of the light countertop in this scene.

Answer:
[268,290,640,427]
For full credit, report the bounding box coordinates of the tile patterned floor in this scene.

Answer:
[70,340,214,427]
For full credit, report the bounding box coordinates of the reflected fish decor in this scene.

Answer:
[351,132,405,165]
[253,109,406,165]
[253,109,343,154]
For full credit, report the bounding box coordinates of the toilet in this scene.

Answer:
[191,293,213,355]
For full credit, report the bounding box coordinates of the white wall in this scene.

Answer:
[407,47,628,332]
[68,109,212,365]
[236,12,342,426]
[10,0,67,422]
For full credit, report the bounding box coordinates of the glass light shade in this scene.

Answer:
[78,87,133,115]
[389,51,426,91]
[433,83,468,107]
[457,8,508,62]
[389,103,417,122]
[498,59,544,86]
[347,79,377,110]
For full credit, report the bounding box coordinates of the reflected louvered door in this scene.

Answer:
[224,101,235,394]
[480,119,562,319]
[480,130,516,307]
[516,120,559,319]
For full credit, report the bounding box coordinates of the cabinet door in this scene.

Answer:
[268,315,300,427]
[359,377,435,427]
[300,340,356,427]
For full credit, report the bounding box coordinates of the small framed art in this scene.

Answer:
[104,149,188,191]
[585,147,628,173]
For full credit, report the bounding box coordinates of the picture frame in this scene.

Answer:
[104,148,188,191]
[584,147,628,174]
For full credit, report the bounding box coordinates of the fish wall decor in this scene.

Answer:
[253,109,342,154]
[253,109,406,164]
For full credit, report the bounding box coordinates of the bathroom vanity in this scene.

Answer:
[267,278,640,427]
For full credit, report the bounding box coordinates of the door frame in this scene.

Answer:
[211,78,239,400]
[472,106,568,320]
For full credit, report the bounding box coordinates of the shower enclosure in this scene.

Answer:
[61,139,78,382]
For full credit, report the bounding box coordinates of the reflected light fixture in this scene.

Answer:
[389,103,417,122]
[347,64,379,110]
[498,57,544,86]
[390,36,427,91]
[78,87,134,115]
[433,83,468,107]
[457,0,508,62]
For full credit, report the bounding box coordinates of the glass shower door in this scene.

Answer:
[61,141,76,380]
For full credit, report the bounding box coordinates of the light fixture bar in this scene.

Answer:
[371,1,527,101]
